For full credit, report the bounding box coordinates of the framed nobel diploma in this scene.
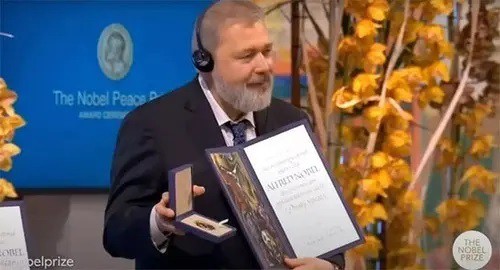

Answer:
[168,164,237,243]
[206,119,365,269]
[0,200,30,270]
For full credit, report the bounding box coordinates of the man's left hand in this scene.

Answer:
[284,257,338,270]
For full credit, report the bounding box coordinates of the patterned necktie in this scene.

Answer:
[226,120,248,145]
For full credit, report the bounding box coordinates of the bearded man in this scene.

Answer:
[103,1,345,269]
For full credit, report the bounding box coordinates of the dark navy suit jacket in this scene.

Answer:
[103,76,345,269]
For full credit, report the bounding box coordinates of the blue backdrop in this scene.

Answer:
[1,0,213,189]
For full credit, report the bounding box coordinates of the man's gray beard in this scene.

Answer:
[212,74,273,113]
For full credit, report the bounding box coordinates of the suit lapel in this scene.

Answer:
[184,77,226,152]
[183,76,274,147]
[254,107,270,136]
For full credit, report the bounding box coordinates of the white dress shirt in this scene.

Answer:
[150,75,257,252]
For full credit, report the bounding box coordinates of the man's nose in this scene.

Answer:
[254,52,273,73]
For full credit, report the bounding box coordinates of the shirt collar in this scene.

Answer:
[198,75,255,127]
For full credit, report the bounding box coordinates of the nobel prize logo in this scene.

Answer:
[97,23,133,80]
[452,230,492,270]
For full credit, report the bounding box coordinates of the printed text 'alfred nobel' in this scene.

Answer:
[267,165,319,191]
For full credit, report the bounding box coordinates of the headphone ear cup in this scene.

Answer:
[192,49,214,72]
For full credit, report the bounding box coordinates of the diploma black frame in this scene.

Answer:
[205,119,365,269]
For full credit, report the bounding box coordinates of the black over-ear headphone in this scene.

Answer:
[192,7,214,73]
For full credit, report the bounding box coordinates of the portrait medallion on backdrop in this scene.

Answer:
[97,23,133,80]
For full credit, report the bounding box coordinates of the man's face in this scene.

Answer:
[107,36,125,61]
[211,21,275,113]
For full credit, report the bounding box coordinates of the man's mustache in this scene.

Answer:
[248,74,272,84]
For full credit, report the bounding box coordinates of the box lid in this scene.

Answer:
[168,164,193,217]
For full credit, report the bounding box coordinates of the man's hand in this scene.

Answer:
[284,257,339,270]
[154,185,206,235]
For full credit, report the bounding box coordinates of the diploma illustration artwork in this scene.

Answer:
[206,119,365,269]
[210,152,290,268]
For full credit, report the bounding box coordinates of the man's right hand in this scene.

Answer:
[154,185,206,236]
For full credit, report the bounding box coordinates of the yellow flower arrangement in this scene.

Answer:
[260,0,496,268]
[329,0,456,266]
[0,77,25,202]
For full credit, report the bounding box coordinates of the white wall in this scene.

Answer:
[23,194,133,269]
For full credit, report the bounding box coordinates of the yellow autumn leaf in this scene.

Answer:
[472,103,493,128]
[383,130,412,157]
[363,105,387,132]
[418,86,444,108]
[387,158,412,188]
[465,199,486,229]
[420,1,441,21]
[0,115,26,142]
[455,103,493,137]
[430,0,453,15]
[341,125,368,147]
[364,43,386,73]
[405,20,425,44]
[334,164,361,199]
[398,191,422,212]
[0,143,21,172]
[367,0,389,21]
[338,36,364,72]
[436,138,459,168]
[386,214,414,247]
[1,143,21,156]
[469,135,496,159]
[345,0,367,19]
[424,216,440,236]
[389,132,411,149]
[341,125,354,145]
[386,70,417,103]
[427,86,445,103]
[338,36,358,53]
[353,234,382,258]
[368,169,392,189]
[392,86,413,103]
[455,112,478,138]
[331,87,361,113]
[399,67,426,87]
[418,86,445,108]
[413,40,441,66]
[0,87,18,117]
[356,19,381,38]
[9,114,26,129]
[335,164,362,183]
[425,61,450,82]
[352,73,380,99]
[349,151,370,174]
[461,165,498,194]
[384,114,409,133]
[0,78,6,91]
[338,36,360,58]
[389,13,424,44]
[0,178,18,201]
[387,71,405,90]
[356,201,388,227]
[436,198,485,233]
[371,152,389,169]
[372,203,388,220]
[418,24,446,44]
[438,40,455,59]
[361,178,387,200]
[436,199,466,229]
